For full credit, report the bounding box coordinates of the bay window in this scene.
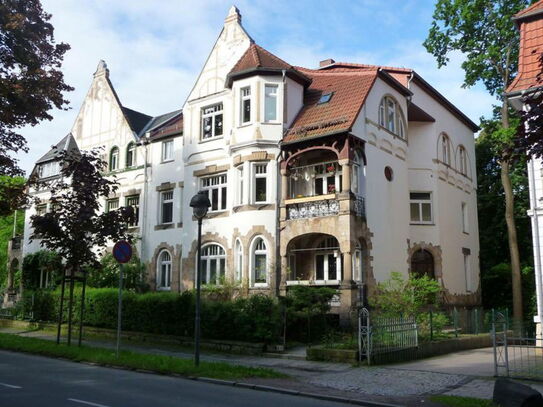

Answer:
[253,163,268,203]
[264,84,278,122]
[240,87,251,124]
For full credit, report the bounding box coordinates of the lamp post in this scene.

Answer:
[190,190,211,367]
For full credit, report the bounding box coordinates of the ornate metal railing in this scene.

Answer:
[287,198,339,220]
[354,196,365,217]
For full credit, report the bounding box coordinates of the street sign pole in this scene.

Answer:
[116,263,123,358]
[112,240,132,359]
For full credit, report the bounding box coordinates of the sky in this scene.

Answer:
[16,0,498,175]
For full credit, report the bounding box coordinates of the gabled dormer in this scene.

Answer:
[31,133,79,181]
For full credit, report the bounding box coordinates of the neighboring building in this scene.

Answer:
[20,6,481,322]
[506,0,543,338]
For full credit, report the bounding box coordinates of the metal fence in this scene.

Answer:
[493,311,543,380]
[358,308,418,365]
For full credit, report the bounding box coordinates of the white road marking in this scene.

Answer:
[68,398,111,407]
[0,382,22,389]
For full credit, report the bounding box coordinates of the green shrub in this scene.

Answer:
[22,250,63,290]
[86,253,149,292]
[25,288,282,343]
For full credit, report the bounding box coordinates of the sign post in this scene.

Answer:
[112,240,132,358]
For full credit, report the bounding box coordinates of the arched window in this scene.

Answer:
[378,96,406,139]
[440,134,451,166]
[157,250,172,289]
[351,151,366,196]
[126,142,136,168]
[201,244,226,285]
[252,237,267,285]
[234,240,243,282]
[109,146,119,171]
[411,249,435,279]
[458,145,468,176]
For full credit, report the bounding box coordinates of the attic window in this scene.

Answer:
[317,92,333,105]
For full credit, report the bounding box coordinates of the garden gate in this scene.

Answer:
[492,311,543,380]
[358,307,418,365]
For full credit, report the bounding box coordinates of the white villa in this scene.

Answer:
[17,7,481,322]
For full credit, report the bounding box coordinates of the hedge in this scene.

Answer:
[20,288,283,343]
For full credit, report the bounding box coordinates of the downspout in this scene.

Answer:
[529,158,543,325]
[276,69,287,296]
[141,132,151,265]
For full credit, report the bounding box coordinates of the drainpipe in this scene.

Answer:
[275,143,283,297]
[140,132,151,264]
[529,158,543,326]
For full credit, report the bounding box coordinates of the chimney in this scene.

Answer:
[319,58,335,68]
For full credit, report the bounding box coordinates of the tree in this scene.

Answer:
[424,0,530,320]
[29,147,134,344]
[0,0,72,178]
[0,175,26,217]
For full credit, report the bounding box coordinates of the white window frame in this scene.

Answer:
[39,161,60,178]
[157,250,172,290]
[240,86,251,125]
[264,84,278,123]
[314,162,342,195]
[106,198,119,213]
[161,140,174,162]
[251,237,268,287]
[252,162,268,204]
[236,165,244,206]
[126,143,136,167]
[160,190,174,224]
[410,192,433,224]
[200,244,226,285]
[235,239,243,282]
[125,195,140,227]
[110,147,119,171]
[315,237,341,282]
[379,96,406,139]
[201,103,224,140]
[201,173,227,213]
[36,204,47,216]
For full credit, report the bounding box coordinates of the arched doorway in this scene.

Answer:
[411,249,435,279]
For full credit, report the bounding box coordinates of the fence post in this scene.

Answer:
[492,309,498,376]
[430,310,434,341]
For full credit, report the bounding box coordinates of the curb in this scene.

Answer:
[192,376,404,407]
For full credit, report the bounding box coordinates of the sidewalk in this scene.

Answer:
[0,326,540,405]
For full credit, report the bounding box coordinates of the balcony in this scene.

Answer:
[286,194,339,220]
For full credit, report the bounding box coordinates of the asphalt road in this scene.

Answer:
[0,350,351,407]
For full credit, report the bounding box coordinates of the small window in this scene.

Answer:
[253,163,267,203]
[39,161,60,178]
[202,103,224,140]
[109,147,119,171]
[318,92,333,104]
[463,249,472,292]
[201,173,227,212]
[200,244,226,285]
[410,192,433,224]
[252,237,267,285]
[106,198,119,213]
[240,87,251,124]
[157,250,172,289]
[441,134,451,165]
[384,166,394,182]
[126,143,136,167]
[160,190,174,224]
[162,140,174,162]
[458,146,468,175]
[235,240,243,282]
[36,204,47,216]
[264,84,278,122]
[378,96,406,139]
[126,195,140,227]
[462,202,468,234]
[237,165,244,205]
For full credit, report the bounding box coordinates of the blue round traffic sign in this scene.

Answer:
[113,240,132,264]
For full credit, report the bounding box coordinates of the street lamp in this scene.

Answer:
[190,190,211,367]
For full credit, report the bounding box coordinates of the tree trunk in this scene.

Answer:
[501,103,523,321]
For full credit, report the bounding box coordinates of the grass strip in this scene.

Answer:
[429,395,497,407]
[0,333,286,380]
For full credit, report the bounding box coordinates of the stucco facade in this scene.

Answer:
[20,6,481,322]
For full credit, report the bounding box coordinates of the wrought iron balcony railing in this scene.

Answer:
[287,197,339,220]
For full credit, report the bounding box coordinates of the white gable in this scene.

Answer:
[186,6,252,102]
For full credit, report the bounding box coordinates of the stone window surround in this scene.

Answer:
[155,182,183,229]
[149,242,182,292]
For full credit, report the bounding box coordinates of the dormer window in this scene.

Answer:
[38,161,60,178]
[109,147,119,171]
[378,96,406,139]
[202,103,223,140]
[318,92,333,104]
[240,87,251,124]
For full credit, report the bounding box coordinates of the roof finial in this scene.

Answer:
[94,60,109,78]
[225,5,241,24]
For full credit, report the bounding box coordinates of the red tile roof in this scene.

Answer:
[226,43,310,87]
[284,68,379,143]
[514,0,543,20]
[507,3,543,94]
